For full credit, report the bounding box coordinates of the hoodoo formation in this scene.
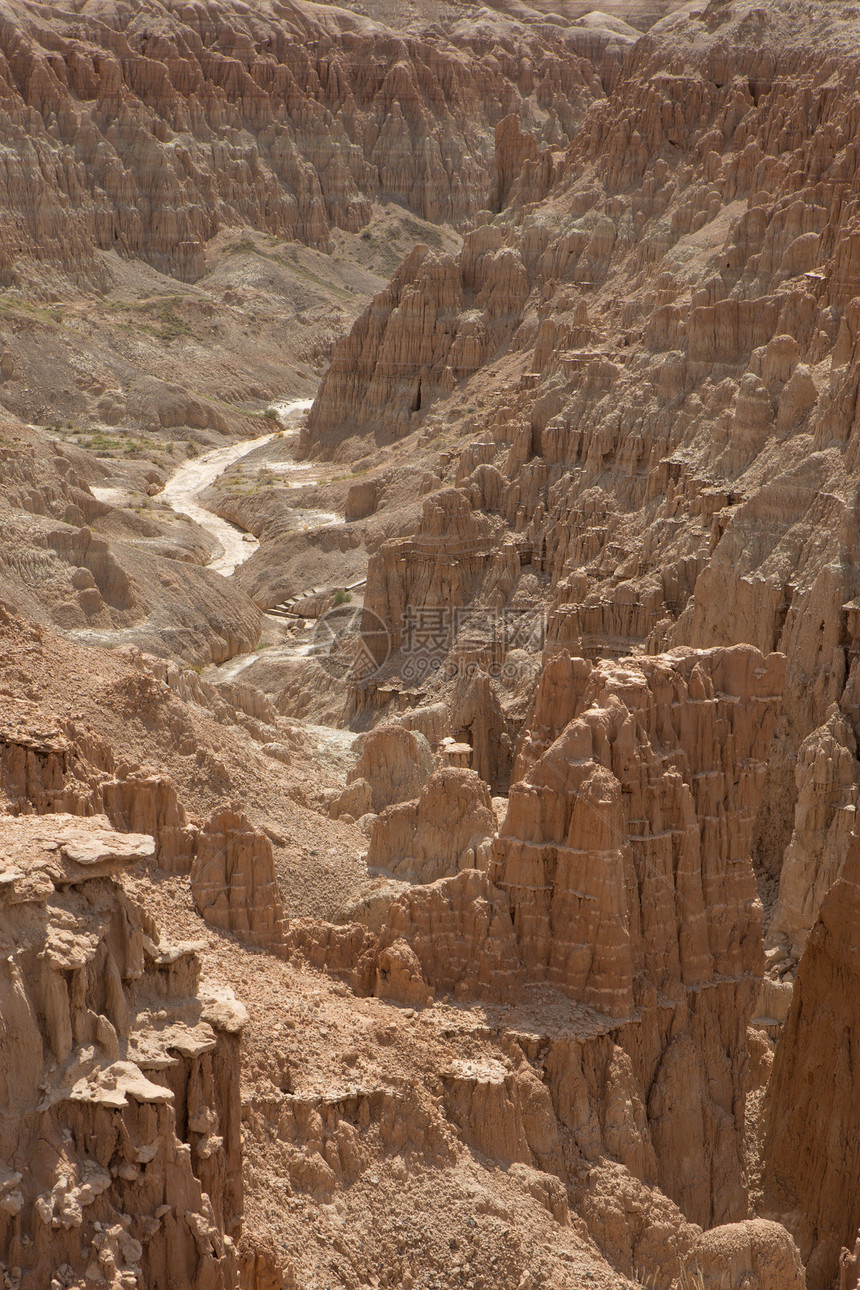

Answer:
[0,0,858,1286]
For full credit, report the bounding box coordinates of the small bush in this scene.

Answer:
[332,589,352,606]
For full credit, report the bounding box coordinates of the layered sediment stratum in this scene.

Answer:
[763,829,860,1290]
[313,0,860,954]
[372,645,782,1231]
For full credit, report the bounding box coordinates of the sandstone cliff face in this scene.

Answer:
[0,0,602,289]
[762,829,860,1290]
[492,646,781,1021]
[359,489,507,661]
[0,813,247,1290]
[191,809,288,952]
[367,644,782,1233]
[767,706,860,964]
[367,766,495,882]
[308,0,860,965]
[346,722,436,813]
[307,225,534,444]
[376,868,523,1005]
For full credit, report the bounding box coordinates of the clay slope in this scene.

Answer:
[0,0,605,290]
[0,418,262,664]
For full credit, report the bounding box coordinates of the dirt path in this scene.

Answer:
[159,397,314,575]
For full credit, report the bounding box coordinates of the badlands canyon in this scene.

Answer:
[1,0,859,1286]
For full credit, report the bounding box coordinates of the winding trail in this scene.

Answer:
[154,396,357,735]
[160,397,314,576]
[76,399,358,758]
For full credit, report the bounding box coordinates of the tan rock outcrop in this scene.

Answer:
[489,114,540,213]
[841,1233,860,1290]
[285,918,378,997]
[0,813,247,1290]
[448,670,518,793]
[371,645,782,1232]
[347,723,435,813]
[357,488,503,669]
[0,1,601,288]
[308,226,533,446]
[683,1219,806,1290]
[767,707,860,963]
[333,877,411,936]
[6,1,860,1283]
[344,480,379,522]
[492,646,781,1020]
[0,714,199,871]
[191,809,288,952]
[328,776,373,822]
[367,767,494,882]
[376,869,524,1005]
[0,705,288,951]
[442,1050,564,1180]
[763,830,860,1290]
[100,770,199,873]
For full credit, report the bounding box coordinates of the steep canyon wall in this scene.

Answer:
[0,0,606,288]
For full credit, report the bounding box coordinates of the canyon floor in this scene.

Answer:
[1,0,859,1288]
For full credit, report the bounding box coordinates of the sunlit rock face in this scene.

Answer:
[0,0,603,288]
[0,813,247,1290]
